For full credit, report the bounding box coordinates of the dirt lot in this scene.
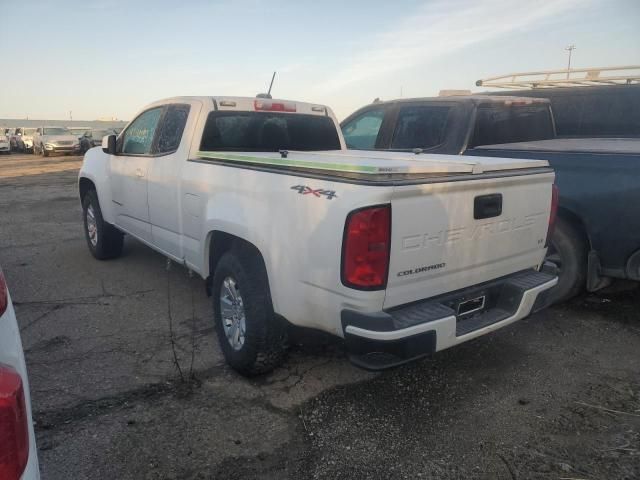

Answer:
[1,153,639,480]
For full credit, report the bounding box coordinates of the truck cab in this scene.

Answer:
[340,95,555,154]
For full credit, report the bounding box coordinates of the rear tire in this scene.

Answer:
[212,248,288,375]
[545,217,588,304]
[82,189,124,260]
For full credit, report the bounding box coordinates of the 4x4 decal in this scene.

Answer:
[290,185,338,200]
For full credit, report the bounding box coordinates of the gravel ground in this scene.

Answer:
[1,153,638,480]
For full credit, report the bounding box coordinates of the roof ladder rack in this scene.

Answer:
[476,65,640,89]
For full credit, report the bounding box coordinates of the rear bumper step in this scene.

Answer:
[342,269,557,371]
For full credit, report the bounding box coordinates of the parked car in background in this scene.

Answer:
[78,95,557,373]
[68,127,91,139]
[0,132,10,154]
[8,130,19,151]
[11,128,37,153]
[0,267,40,479]
[342,94,639,303]
[79,128,117,153]
[33,127,80,156]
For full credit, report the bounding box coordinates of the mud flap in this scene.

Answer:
[587,250,612,292]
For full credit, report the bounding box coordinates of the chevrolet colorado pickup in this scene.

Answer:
[78,96,557,374]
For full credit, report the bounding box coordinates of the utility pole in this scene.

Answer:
[565,44,576,79]
[69,110,73,122]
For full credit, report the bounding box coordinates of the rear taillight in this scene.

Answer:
[0,365,29,480]
[545,184,559,247]
[0,269,8,317]
[254,100,296,112]
[342,205,391,289]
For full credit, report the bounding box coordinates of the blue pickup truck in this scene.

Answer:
[341,95,640,303]
[467,139,640,301]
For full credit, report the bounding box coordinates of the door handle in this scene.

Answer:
[135,168,144,178]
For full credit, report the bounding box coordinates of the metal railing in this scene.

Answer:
[476,65,640,89]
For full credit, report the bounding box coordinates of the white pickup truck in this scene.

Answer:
[78,96,558,374]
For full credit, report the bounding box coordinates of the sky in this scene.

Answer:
[1,0,638,121]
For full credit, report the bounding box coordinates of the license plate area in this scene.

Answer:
[456,295,486,317]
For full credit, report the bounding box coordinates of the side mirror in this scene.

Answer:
[102,134,117,154]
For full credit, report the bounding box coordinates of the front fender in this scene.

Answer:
[78,148,115,223]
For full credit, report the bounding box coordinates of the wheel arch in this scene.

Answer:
[555,206,610,291]
[204,230,270,296]
[556,206,591,250]
[78,176,96,201]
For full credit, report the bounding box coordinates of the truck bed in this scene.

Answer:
[193,150,551,185]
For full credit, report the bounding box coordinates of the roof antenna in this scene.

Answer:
[256,71,276,99]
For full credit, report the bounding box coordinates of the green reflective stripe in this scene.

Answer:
[196,151,379,174]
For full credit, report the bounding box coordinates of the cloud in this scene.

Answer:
[317,0,583,93]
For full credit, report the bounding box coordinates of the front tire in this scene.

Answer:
[212,248,288,376]
[82,189,124,260]
[545,217,588,304]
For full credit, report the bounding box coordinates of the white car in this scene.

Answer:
[13,128,37,153]
[0,135,9,154]
[78,95,558,374]
[0,267,40,479]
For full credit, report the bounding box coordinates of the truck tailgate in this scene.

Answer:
[384,171,554,308]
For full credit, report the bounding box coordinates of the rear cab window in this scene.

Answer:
[157,104,190,153]
[390,105,451,150]
[199,112,340,152]
[470,103,555,147]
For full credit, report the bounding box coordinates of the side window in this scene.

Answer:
[391,106,450,150]
[341,109,385,149]
[157,104,190,153]
[121,107,163,155]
